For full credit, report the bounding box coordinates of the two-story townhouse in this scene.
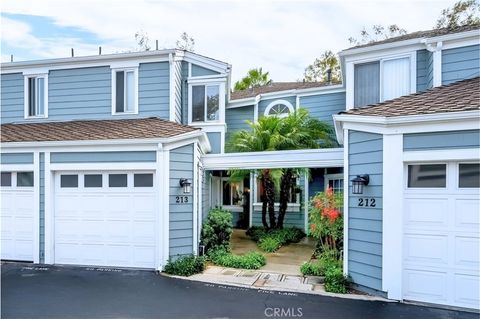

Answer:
[1,25,479,310]
[0,49,230,271]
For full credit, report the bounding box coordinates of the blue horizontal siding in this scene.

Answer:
[50,151,156,163]
[1,73,24,124]
[299,92,346,126]
[225,105,254,145]
[191,64,220,77]
[169,144,194,257]
[1,153,34,164]
[416,49,433,92]
[442,44,480,85]
[403,130,480,151]
[206,132,222,154]
[348,130,383,292]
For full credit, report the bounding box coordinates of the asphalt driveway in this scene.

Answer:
[1,263,476,319]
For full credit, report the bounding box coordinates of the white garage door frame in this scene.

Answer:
[0,160,40,263]
[53,170,159,268]
[402,161,479,309]
[44,159,168,270]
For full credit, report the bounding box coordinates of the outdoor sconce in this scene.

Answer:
[179,178,192,194]
[351,174,369,195]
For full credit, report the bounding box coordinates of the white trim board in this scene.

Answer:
[202,148,344,170]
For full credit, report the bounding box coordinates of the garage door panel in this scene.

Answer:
[455,236,480,267]
[404,234,448,265]
[15,217,34,238]
[403,269,448,302]
[404,198,448,227]
[54,171,157,268]
[455,199,480,229]
[454,274,480,308]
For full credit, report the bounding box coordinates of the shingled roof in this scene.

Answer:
[1,117,198,143]
[340,77,480,117]
[230,81,340,100]
[344,25,480,51]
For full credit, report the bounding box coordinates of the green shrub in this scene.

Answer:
[246,226,305,252]
[208,248,266,269]
[201,208,233,253]
[163,255,205,277]
[258,237,282,252]
[300,261,324,276]
[324,266,348,293]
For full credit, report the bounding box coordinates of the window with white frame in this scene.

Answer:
[25,75,47,118]
[191,84,220,122]
[354,56,412,107]
[324,173,344,193]
[112,68,137,114]
[222,178,243,206]
[256,178,299,203]
[264,100,294,117]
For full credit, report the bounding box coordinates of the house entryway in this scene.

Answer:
[230,229,316,275]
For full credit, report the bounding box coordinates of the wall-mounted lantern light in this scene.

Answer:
[179,178,192,194]
[351,174,369,195]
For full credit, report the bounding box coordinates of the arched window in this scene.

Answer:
[264,99,294,117]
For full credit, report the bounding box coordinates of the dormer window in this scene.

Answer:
[24,75,48,118]
[353,55,413,108]
[264,100,294,118]
[191,84,220,122]
[112,68,138,114]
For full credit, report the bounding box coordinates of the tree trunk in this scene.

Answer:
[263,170,276,229]
[260,172,269,229]
[277,168,294,229]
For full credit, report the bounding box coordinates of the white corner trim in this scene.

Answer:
[303,171,309,233]
[43,152,53,264]
[342,129,349,275]
[111,67,139,115]
[193,142,199,254]
[32,152,40,263]
[382,134,404,300]
[432,42,443,87]
[169,53,176,121]
[264,99,294,117]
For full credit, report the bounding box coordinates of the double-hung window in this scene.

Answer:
[112,68,137,114]
[25,75,47,118]
[354,55,412,107]
[191,84,220,122]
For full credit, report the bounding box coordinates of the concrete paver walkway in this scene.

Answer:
[230,229,317,276]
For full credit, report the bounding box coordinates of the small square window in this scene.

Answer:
[17,172,34,187]
[408,164,446,188]
[60,175,78,188]
[459,163,480,188]
[84,174,103,188]
[134,174,153,187]
[109,174,127,187]
[1,172,12,187]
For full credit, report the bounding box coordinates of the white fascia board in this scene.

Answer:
[182,51,230,74]
[227,85,345,109]
[333,111,480,143]
[339,39,423,57]
[202,148,344,170]
[1,50,175,74]
[1,130,207,150]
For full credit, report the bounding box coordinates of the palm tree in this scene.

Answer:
[275,108,337,229]
[227,116,282,229]
[234,68,272,91]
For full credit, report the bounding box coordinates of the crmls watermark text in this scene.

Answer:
[264,307,303,317]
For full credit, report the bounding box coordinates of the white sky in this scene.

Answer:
[1,0,455,82]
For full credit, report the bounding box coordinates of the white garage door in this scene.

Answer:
[1,171,35,261]
[403,162,480,309]
[54,171,157,268]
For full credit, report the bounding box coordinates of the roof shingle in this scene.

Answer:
[340,77,480,117]
[230,81,339,100]
[344,25,480,51]
[1,117,198,143]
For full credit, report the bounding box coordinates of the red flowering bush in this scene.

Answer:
[309,187,343,251]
